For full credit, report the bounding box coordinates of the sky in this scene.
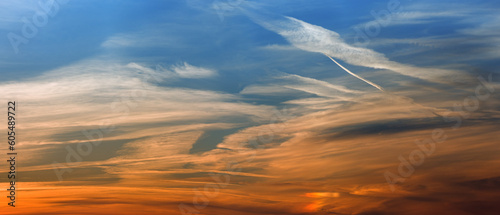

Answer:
[0,0,500,214]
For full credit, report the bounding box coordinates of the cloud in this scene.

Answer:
[456,13,500,60]
[353,2,500,62]
[355,11,467,29]
[258,44,298,51]
[249,14,470,84]
[5,57,500,215]
[0,58,268,148]
[100,34,137,48]
[237,4,478,86]
[100,32,176,49]
[240,84,296,96]
[239,73,363,106]
[3,1,500,215]
[172,62,218,79]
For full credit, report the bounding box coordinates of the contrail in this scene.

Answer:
[323,53,385,92]
[323,53,443,116]
[322,53,447,117]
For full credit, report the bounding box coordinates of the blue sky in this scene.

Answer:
[1,0,499,84]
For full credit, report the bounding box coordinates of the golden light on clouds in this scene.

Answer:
[1,1,500,214]
[305,192,340,198]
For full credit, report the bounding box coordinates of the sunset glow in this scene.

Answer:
[1,0,500,214]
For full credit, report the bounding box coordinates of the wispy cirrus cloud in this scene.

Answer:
[171,62,218,79]
[100,32,176,49]
[353,1,500,62]
[0,58,268,149]
[243,10,470,85]
[2,1,499,215]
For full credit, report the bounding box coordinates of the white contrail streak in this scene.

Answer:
[323,53,385,92]
[323,54,444,116]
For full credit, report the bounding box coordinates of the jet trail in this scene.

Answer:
[323,53,385,92]
[322,53,445,116]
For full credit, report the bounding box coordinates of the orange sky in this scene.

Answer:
[1,80,500,214]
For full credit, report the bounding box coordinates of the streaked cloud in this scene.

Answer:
[172,62,218,79]
[1,1,499,215]
[244,11,470,84]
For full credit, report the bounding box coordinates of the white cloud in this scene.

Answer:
[0,58,268,146]
[280,74,361,96]
[259,44,298,51]
[353,2,500,61]
[240,85,296,95]
[172,62,217,79]
[100,32,175,48]
[355,11,465,29]
[249,14,469,83]
[240,73,362,103]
